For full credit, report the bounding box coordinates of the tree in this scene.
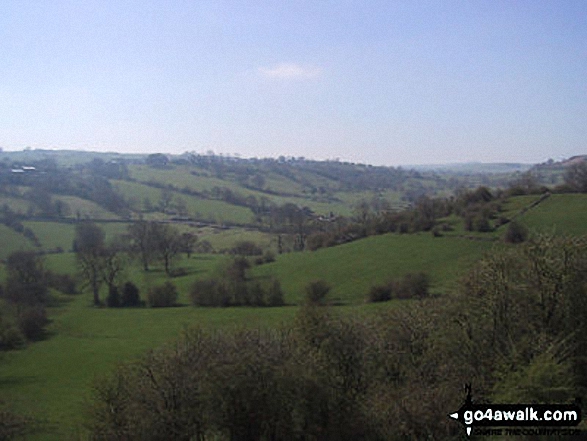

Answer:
[159,188,174,212]
[100,245,126,295]
[147,281,178,307]
[145,153,169,167]
[180,232,197,258]
[564,161,587,192]
[504,220,528,244]
[127,221,154,271]
[150,223,182,275]
[305,280,331,305]
[121,282,141,307]
[4,251,48,305]
[74,222,106,306]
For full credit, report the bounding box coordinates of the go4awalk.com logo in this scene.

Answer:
[448,385,582,437]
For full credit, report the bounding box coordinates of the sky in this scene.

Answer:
[1,1,586,166]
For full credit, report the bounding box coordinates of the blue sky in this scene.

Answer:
[1,1,586,165]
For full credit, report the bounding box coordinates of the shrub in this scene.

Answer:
[504,221,528,244]
[47,272,77,295]
[17,306,49,341]
[230,241,263,256]
[190,279,220,307]
[106,287,120,308]
[0,306,25,350]
[305,280,331,305]
[367,284,392,303]
[147,281,178,307]
[267,279,285,306]
[394,272,430,299]
[263,250,276,263]
[121,282,141,307]
[473,214,493,232]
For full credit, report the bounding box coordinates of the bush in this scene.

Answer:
[47,272,77,295]
[367,284,392,303]
[106,287,120,308]
[394,273,430,299]
[230,241,262,256]
[147,281,178,307]
[504,221,528,244]
[473,214,493,232]
[17,306,49,341]
[305,280,331,305]
[190,279,220,307]
[263,250,276,263]
[121,282,141,307]
[267,279,285,306]
[0,306,25,350]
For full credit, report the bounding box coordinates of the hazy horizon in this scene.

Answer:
[1,1,586,166]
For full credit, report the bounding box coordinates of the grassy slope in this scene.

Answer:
[127,165,403,217]
[0,224,34,259]
[53,196,121,220]
[253,233,494,305]
[0,195,31,214]
[112,179,254,224]
[515,193,587,235]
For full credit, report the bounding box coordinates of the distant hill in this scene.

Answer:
[409,162,534,174]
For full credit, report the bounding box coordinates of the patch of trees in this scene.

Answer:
[147,281,178,308]
[562,161,587,193]
[366,272,430,303]
[126,221,191,275]
[0,251,52,349]
[190,258,285,307]
[88,233,587,440]
[83,158,130,180]
[145,153,170,168]
[74,221,191,306]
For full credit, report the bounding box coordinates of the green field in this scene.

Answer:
[0,224,34,259]
[0,195,32,214]
[253,233,494,304]
[515,193,587,235]
[54,196,121,220]
[113,179,254,224]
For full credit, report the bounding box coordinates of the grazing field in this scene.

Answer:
[0,195,31,214]
[0,291,298,441]
[23,221,76,251]
[252,233,495,305]
[0,224,34,259]
[515,193,587,235]
[112,179,254,224]
[53,196,121,220]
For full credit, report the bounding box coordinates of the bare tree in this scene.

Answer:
[74,222,106,306]
[127,220,154,271]
[150,223,182,275]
